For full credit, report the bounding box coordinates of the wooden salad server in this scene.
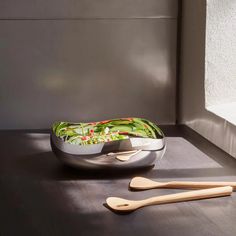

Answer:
[130,177,236,190]
[107,150,142,162]
[106,186,233,212]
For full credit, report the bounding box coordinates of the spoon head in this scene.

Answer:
[129,177,166,190]
[115,155,131,161]
[115,150,142,162]
[106,197,138,212]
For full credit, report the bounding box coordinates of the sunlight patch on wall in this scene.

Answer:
[205,0,236,125]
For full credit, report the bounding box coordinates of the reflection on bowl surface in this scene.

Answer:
[51,136,166,171]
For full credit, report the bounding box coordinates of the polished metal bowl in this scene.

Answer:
[51,133,166,171]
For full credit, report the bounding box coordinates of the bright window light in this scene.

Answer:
[205,0,236,125]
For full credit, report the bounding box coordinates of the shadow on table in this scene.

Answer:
[9,151,236,181]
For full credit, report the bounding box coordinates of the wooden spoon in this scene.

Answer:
[107,150,142,162]
[115,150,142,162]
[106,186,233,212]
[130,177,236,190]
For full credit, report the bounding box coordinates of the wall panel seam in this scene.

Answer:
[0,17,177,21]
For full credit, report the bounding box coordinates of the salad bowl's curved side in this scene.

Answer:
[50,136,166,171]
[51,131,166,155]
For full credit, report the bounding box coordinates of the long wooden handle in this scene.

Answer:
[167,181,236,190]
[141,186,233,207]
[130,177,236,190]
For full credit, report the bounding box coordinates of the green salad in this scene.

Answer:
[52,118,164,145]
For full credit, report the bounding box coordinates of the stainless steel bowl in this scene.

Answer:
[50,133,166,171]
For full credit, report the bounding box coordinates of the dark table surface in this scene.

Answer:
[1,125,236,236]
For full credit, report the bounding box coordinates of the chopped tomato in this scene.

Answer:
[118,131,129,135]
[99,119,111,124]
[81,136,89,140]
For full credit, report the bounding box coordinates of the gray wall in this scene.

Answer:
[0,0,178,129]
[179,0,236,158]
